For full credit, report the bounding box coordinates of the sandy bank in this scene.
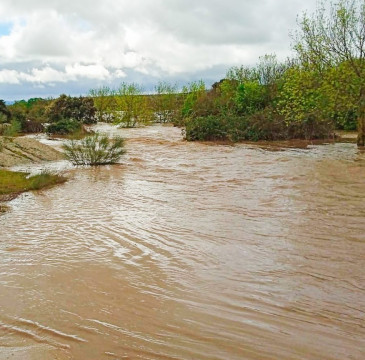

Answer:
[0,136,64,167]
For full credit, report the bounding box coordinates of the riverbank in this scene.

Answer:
[197,131,358,151]
[0,168,66,198]
[0,136,66,209]
[0,136,64,167]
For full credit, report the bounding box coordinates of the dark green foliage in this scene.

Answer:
[6,98,49,133]
[9,105,26,124]
[0,100,11,123]
[185,115,229,141]
[63,133,126,166]
[3,119,22,137]
[184,108,334,143]
[184,113,274,142]
[238,109,286,141]
[46,95,96,124]
[334,110,357,131]
[234,82,266,115]
[46,119,81,135]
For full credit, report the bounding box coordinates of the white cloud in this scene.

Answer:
[0,0,319,99]
[65,64,110,80]
[0,69,22,84]
[0,64,111,85]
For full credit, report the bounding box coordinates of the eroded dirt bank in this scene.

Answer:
[0,136,63,168]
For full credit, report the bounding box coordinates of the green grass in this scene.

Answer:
[0,169,67,197]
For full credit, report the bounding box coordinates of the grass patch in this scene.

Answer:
[0,169,67,198]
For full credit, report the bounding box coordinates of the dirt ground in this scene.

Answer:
[0,136,64,167]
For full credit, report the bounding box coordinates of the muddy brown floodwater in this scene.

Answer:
[1,125,365,360]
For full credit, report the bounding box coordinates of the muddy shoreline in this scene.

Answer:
[0,136,65,208]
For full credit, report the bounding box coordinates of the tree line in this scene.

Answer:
[0,0,363,145]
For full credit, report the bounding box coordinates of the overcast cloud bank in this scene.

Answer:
[0,0,317,100]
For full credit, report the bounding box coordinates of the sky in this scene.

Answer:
[0,0,319,101]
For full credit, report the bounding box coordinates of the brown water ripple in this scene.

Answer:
[1,125,365,359]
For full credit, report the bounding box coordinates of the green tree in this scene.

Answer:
[153,81,179,123]
[277,66,334,138]
[181,80,206,118]
[293,0,365,145]
[46,95,96,124]
[115,82,151,127]
[89,86,117,123]
[6,98,48,133]
[234,81,266,115]
[226,55,287,115]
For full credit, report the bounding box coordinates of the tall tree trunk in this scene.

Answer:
[357,87,365,147]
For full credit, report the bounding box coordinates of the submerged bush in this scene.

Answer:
[46,119,81,135]
[184,108,334,142]
[185,115,229,141]
[63,133,126,166]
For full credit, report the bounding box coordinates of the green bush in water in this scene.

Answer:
[184,115,229,141]
[63,133,126,166]
[46,119,81,135]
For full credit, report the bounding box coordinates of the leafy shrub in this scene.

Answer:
[22,120,44,133]
[46,94,96,124]
[334,110,357,131]
[0,124,11,136]
[241,108,287,141]
[181,81,206,118]
[184,108,334,143]
[63,133,126,166]
[234,81,266,115]
[46,119,82,135]
[3,119,21,137]
[184,115,228,141]
[286,115,334,140]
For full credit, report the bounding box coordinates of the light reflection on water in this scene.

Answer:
[1,125,364,359]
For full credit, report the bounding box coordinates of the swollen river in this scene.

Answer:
[1,125,364,359]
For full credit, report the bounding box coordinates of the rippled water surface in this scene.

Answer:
[1,125,365,359]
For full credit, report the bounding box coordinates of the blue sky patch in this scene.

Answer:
[0,21,12,36]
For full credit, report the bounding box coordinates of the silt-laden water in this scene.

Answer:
[0,125,364,359]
